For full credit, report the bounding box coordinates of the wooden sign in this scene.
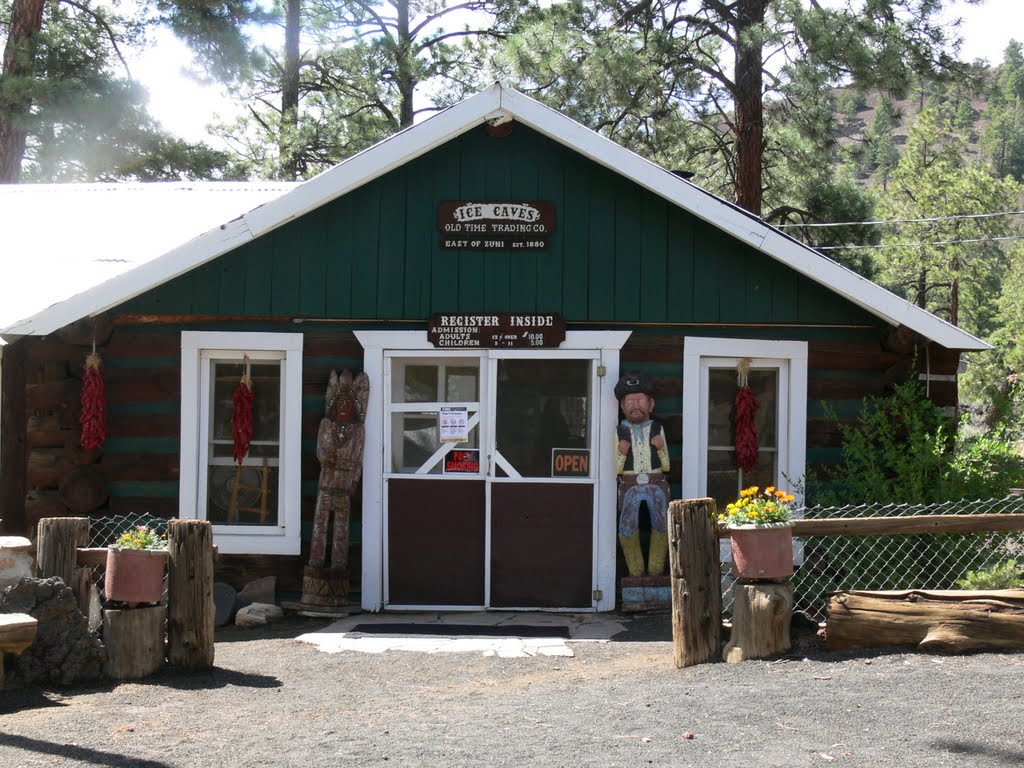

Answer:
[438,201,555,250]
[428,313,565,348]
[444,449,480,474]
[551,448,591,478]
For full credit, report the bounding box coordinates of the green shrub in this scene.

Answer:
[811,378,1024,506]
[957,560,1024,590]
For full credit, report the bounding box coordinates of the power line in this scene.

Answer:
[776,210,1024,229]
[816,234,1024,251]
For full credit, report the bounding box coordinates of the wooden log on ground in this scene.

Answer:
[826,589,1024,653]
[35,517,89,587]
[723,581,794,663]
[668,498,722,668]
[167,520,215,669]
[103,605,166,679]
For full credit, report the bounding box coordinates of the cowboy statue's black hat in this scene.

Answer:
[614,371,656,401]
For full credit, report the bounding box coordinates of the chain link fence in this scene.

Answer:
[722,495,1024,624]
[82,514,171,629]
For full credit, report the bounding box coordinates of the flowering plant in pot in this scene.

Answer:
[105,525,168,605]
[720,486,796,580]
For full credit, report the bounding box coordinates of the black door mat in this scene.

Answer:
[348,623,570,638]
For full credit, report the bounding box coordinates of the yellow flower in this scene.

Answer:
[766,486,776,494]
[785,494,795,503]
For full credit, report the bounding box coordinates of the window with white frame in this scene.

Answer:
[682,337,807,509]
[180,332,303,555]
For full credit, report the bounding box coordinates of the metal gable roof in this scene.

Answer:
[0,84,989,350]
[0,182,299,343]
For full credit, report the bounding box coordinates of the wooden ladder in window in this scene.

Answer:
[228,457,271,523]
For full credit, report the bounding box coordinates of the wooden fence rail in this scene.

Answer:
[671,507,1024,667]
[714,514,1024,538]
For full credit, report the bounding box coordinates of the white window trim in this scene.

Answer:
[180,331,304,555]
[355,330,630,613]
[682,337,808,505]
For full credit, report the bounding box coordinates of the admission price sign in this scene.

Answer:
[428,313,566,348]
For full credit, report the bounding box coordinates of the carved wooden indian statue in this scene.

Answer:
[302,369,370,606]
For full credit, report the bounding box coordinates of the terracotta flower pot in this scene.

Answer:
[728,523,794,580]
[105,548,167,605]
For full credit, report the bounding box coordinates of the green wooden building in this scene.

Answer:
[0,84,986,612]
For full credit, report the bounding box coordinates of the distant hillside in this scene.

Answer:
[829,63,1005,185]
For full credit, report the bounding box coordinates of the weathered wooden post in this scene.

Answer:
[167,519,215,669]
[723,582,794,663]
[35,516,90,587]
[103,606,167,679]
[668,498,722,668]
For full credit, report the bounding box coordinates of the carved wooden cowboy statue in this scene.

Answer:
[302,369,370,607]
[615,371,671,577]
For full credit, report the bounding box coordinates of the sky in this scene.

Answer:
[130,0,1024,144]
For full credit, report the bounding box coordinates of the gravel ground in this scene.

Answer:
[2,614,1023,768]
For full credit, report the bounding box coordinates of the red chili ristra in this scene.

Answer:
[734,385,760,472]
[232,377,255,462]
[80,352,106,450]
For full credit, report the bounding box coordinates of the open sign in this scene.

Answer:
[551,448,590,478]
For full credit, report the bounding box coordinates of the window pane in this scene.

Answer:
[445,366,479,402]
[208,361,281,528]
[750,370,778,447]
[212,362,281,443]
[206,463,279,526]
[708,369,735,446]
[390,412,480,474]
[495,359,590,477]
[707,450,739,513]
[399,365,438,403]
[707,367,778,448]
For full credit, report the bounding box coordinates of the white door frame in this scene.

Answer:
[682,337,808,504]
[355,330,630,612]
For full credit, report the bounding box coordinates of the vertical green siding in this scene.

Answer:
[119,124,881,329]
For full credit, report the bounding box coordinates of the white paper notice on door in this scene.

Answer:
[439,406,469,443]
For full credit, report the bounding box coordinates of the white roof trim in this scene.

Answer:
[1,83,989,350]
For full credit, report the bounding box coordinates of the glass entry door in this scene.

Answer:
[384,350,599,609]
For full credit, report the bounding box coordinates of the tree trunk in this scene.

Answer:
[280,0,302,180]
[167,520,215,669]
[827,589,1024,653]
[0,0,46,183]
[732,0,766,216]
[723,581,793,663]
[396,0,415,128]
[668,498,722,668]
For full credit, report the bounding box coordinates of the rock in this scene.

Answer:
[0,537,33,590]
[0,577,106,685]
[236,576,276,610]
[214,582,237,627]
[235,602,284,628]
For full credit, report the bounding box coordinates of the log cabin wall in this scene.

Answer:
[7,324,369,595]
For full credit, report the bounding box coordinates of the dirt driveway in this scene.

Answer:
[2,614,1023,767]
